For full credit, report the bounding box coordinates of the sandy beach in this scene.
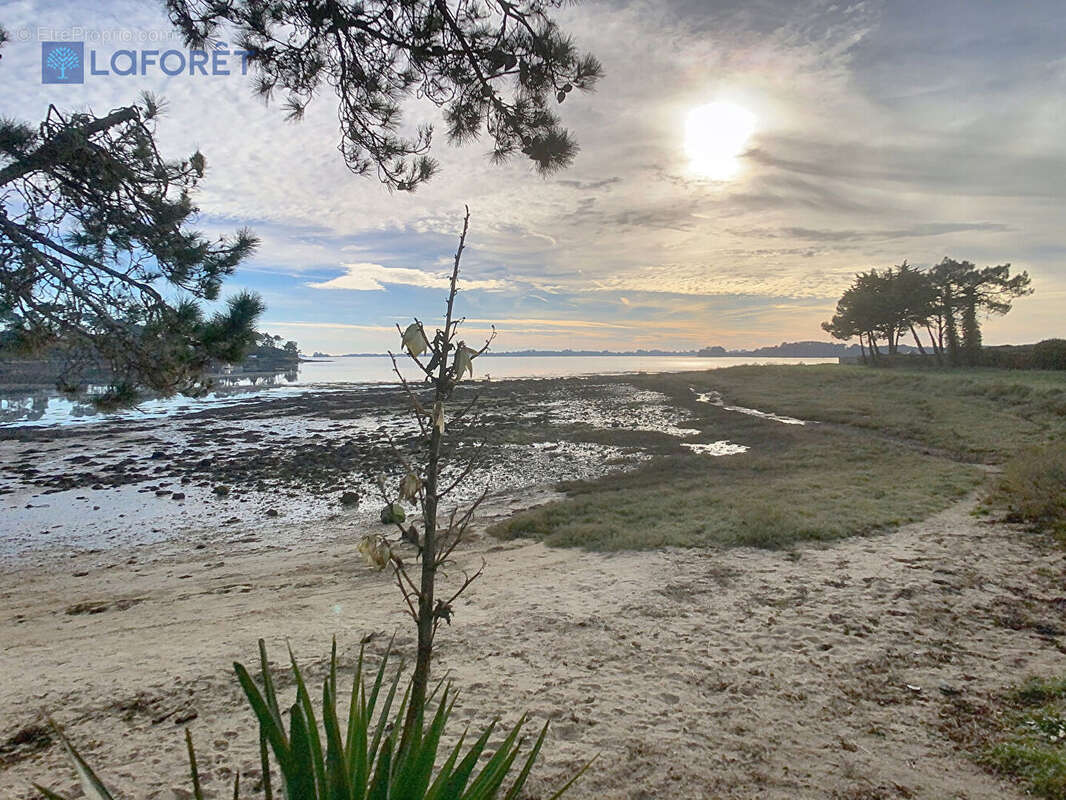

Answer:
[2,482,1064,799]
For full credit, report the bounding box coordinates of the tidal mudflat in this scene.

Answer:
[0,377,734,563]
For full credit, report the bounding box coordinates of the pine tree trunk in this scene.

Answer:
[943,289,961,366]
[926,325,943,366]
[961,293,982,367]
[909,324,927,357]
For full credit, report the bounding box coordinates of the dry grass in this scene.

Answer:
[987,443,1066,541]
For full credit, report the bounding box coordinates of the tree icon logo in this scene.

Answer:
[41,42,84,84]
[48,47,78,78]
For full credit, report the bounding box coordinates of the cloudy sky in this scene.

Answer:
[3,0,1064,353]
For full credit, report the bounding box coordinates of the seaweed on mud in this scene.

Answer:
[0,723,53,766]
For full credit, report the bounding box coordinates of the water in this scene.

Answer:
[296,354,837,384]
[0,355,836,427]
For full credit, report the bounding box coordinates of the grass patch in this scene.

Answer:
[943,676,1066,799]
[492,419,981,550]
[658,365,1066,463]
[489,365,1066,551]
[1013,678,1066,707]
[986,442,1066,541]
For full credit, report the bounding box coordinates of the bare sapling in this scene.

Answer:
[357,206,496,747]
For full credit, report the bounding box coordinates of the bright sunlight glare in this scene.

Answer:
[684,101,757,180]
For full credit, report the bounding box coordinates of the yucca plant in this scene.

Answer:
[35,639,588,800]
[364,208,500,747]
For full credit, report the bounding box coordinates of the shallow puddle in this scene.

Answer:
[681,441,749,456]
[693,389,808,426]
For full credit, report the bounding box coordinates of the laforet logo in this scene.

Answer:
[36,39,250,83]
[41,41,84,84]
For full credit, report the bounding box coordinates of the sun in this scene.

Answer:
[684,101,757,180]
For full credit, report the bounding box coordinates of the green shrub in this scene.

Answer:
[35,640,588,800]
[989,443,1066,538]
[981,345,1036,370]
[981,340,1066,371]
[1034,340,1066,371]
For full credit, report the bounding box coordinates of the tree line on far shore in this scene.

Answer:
[822,258,1035,366]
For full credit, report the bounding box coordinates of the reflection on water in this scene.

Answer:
[0,355,836,427]
[0,369,302,427]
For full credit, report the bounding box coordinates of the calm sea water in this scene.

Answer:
[0,355,836,427]
[298,355,837,383]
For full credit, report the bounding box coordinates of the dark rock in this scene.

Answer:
[340,491,360,507]
[266,508,279,517]
[171,492,186,501]
[212,485,231,496]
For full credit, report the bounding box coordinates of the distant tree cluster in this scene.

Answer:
[243,331,301,368]
[822,259,1032,366]
[254,331,300,355]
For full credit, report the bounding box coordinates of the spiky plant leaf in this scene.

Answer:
[34,719,116,800]
[186,729,205,800]
[34,640,592,800]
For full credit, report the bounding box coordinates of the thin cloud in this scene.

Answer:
[307,263,507,292]
[463,317,632,329]
[555,177,623,191]
[264,321,398,331]
[746,222,1013,243]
